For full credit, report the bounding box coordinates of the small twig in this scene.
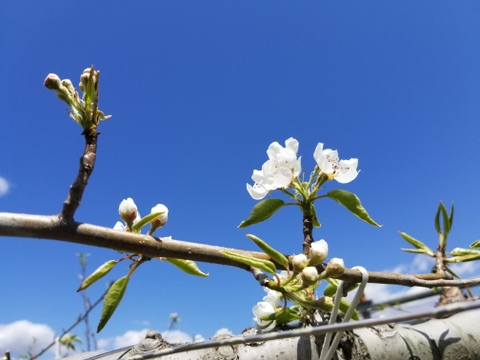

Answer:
[31,285,109,359]
[59,133,98,226]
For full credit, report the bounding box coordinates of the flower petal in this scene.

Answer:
[335,158,359,183]
[246,183,269,200]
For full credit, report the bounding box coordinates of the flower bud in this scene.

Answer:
[292,254,308,273]
[150,204,169,230]
[325,258,345,277]
[301,266,319,287]
[309,296,334,312]
[119,198,138,224]
[79,67,98,93]
[113,221,126,231]
[308,239,328,266]
[61,79,76,98]
[44,74,62,90]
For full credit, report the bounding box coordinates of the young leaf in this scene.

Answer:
[131,211,164,233]
[450,247,480,256]
[77,260,117,292]
[434,202,442,234]
[238,198,285,228]
[323,283,338,297]
[447,248,480,263]
[272,307,300,325]
[166,258,209,277]
[97,276,129,333]
[439,202,451,237]
[470,239,480,248]
[339,298,359,320]
[246,234,289,270]
[449,203,455,228]
[223,250,277,274]
[401,248,433,255]
[398,232,435,256]
[445,265,461,279]
[310,203,321,228]
[326,190,381,227]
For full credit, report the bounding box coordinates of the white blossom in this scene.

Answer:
[119,198,138,223]
[262,288,282,308]
[247,138,301,200]
[292,254,308,273]
[301,266,319,286]
[150,204,169,228]
[309,239,328,266]
[113,221,126,231]
[326,258,345,277]
[252,301,276,331]
[313,143,358,183]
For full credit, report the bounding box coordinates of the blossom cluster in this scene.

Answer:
[252,239,345,331]
[252,274,286,331]
[246,137,359,199]
[114,197,169,235]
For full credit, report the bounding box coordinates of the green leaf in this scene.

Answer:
[131,211,164,233]
[246,234,289,269]
[339,298,359,320]
[166,258,209,277]
[223,250,277,274]
[271,307,300,325]
[77,260,117,292]
[326,190,381,227]
[434,203,442,234]
[440,202,451,237]
[398,232,435,256]
[435,202,454,239]
[310,203,321,228]
[470,240,480,248]
[449,203,455,228]
[323,283,338,297]
[448,254,480,262]
[450,247,480,256]
[238,198,285,228]
[401,248,433,255]
[97,276,129,333]
[445,266,461,279]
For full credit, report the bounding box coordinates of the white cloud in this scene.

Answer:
[450,261,480,277]
[162,330,193,344]
[0,176,9,197]
[113,329,149,348]
[0,320,55,359]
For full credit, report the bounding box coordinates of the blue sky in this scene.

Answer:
[1,1,480,358]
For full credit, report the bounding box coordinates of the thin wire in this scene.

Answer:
[122,299,480,360]
[320,266,369,360]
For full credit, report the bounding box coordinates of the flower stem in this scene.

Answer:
[302,213,314,256]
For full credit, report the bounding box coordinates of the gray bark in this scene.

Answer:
[63,306,480,360]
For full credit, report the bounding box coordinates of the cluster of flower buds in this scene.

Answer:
[44,67,110,133]
[44,73,78,107]
[252,238,346,331]
[290,239,345,288]
[115,197,169,235]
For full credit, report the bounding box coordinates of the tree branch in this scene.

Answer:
[31,285,109,359]
[2,212,480,289]
[59,133,98,226]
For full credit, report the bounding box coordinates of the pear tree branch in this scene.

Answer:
[1,212,480,289]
